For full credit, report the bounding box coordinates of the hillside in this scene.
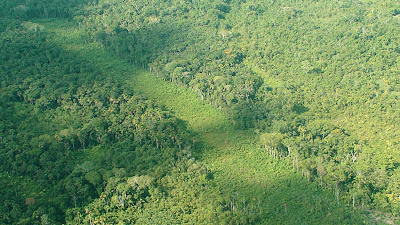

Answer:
[1,0,399,224]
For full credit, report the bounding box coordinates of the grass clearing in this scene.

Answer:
[36,19,366,224]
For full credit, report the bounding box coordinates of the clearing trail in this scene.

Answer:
[39,19,363,224]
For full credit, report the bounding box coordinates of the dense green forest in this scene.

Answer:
[1,0,399,224]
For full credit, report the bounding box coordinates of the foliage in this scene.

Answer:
[0,23,223,224]
[1,0,400,224]
[73,0,400,219]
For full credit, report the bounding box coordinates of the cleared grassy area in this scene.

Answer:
[37,19,366,224]
[41,19,230,132]
[244,59,284,88]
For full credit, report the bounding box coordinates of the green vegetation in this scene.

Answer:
[1,0,399,224]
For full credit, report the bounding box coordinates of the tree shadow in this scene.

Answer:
[6,0,92,19]
[93,19,187,71]
[18,1,368,223]
[209,148,366,224]
[0,21,196,224]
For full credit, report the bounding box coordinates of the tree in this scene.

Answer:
[260,132,285,158]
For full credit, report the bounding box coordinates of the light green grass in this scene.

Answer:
[37,19,365,224]
[40,19,230,133]
[244,59,284,88]
[129,70,231,132]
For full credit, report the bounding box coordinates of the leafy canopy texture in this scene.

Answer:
[1,0,400,224]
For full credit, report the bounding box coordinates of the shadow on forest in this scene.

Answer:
[62,15,362,225]
[224,169,357,223]
[0,22,194,223]
[0,1,368,224]
[8,0,92,19]
[93,19,188,71]
[23,3,362,222]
